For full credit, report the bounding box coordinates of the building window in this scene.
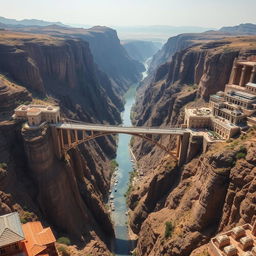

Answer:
[0,249,6,254]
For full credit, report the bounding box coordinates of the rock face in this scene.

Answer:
[21,125,114,252]
[129,136,256,256]
[132,36,256,169]
[0,78,31,116]
[0,30,137,255]
[0,31,122,124]
[122,40,160,62]
[148,32,229,73]
[9,26,145,92]
[129,35,256,255]
[150,27,256,73]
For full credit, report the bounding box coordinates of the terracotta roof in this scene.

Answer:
[22,222,56,256]
[0,212,25,247]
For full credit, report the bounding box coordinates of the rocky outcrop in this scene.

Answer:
[0,78,31,116]
[130,135,256,256]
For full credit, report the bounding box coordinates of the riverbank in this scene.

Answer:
[110,58,150,256]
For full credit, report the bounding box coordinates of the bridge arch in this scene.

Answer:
[50,124,190,166]
[58,129,179,160]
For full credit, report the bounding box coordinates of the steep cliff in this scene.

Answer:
[129,131,256,256]
[0,31,127,255]
[122,40,160,62]
[0,31,122,124]
[129,36,256,255]
[21,125,114,254]
[134,36,256,135]
[9,25,145,92]
[150,27,256,73]
[149,32,229,73]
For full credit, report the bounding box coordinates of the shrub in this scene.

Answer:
[57,237,71,246]
[20,211,34,224]
[236,152,246,159]
[110,159,119,174]
[164,221,174,238]
[0,163,7,170]
[58,246,70,256]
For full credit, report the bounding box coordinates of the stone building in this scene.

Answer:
[13,105,60,126]
[185,57,256,139]
[208,220,256,256]
[0,212,25,256]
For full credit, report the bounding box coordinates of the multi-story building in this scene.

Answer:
[13,104,60,126]
[185,57,256,139]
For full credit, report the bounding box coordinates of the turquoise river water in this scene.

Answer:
[111,61,149,256]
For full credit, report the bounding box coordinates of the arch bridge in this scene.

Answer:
[50,122,191,166]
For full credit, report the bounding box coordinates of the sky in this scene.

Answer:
[0,0,255,29]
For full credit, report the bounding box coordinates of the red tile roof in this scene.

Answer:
[22,222,56,256]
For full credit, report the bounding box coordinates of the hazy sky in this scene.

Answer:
[0,0,255,28]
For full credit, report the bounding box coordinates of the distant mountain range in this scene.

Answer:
[113,25,215,41]
[219,23,256,35]
[0,16,67,27]
[0,16,256,42]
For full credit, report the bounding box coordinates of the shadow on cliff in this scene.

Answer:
[114,238,136,255]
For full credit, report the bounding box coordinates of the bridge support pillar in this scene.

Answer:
[178,132,190,167]
[74,130,78,142]
[67,129,72,145]
[51,127,63,160]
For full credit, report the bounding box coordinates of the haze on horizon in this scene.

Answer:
[0,0,255,29]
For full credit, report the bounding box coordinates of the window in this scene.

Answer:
[0,248,6,254]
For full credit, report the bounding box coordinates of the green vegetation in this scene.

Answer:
[0,163,7,170]
[15,100,31,106]
[124,170,137,199]
[58,246,70,256]
[235,146,247,160]
[130,136,135,147]
[110,159,119,174]
[20,211,34,224]
[236,152,246,159]
[57,237,71,246]
[164,221,174,239]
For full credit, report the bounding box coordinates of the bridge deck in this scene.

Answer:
[52,123,187,135]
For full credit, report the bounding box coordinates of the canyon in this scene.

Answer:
[0,26,146,255]
[128,33,256,255]
[0,19,255,256]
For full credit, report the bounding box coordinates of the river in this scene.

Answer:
[111,59,150,256]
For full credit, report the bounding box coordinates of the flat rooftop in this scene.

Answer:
[237,61,256,66]
[209,223,256,256]
[227,91,256,102]
[212,116,239,129]
[15,104,59,112]
[247,82,256,88]
[186,108,213,117]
